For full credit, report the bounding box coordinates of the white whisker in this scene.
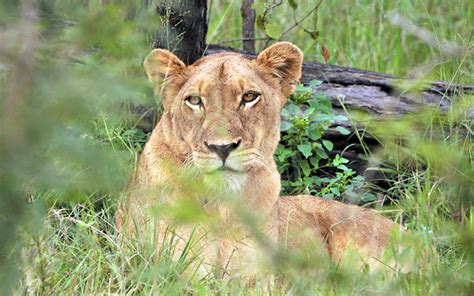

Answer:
[182,152,194,168]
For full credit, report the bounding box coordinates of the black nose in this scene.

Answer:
[205,140,241,162]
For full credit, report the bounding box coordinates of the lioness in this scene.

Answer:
[116,42,400,279]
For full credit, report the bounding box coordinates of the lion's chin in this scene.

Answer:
[201,168,247,195]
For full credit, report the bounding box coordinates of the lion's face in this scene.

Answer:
[144,43,303,177]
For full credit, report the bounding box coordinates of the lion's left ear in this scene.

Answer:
[255,42,303,96]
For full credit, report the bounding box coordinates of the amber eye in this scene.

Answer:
[185,96,203,110]
[241,92,261,107]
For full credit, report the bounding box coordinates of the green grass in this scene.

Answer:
[208,0,473,83]
[1,0,472,294]
[18,101,473,294]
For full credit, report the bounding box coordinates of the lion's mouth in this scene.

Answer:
[207,165,242,174]
[191,151,248,174]
[219,165,241,172]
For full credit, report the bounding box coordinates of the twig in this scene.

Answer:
[218,37,271,45]
[281,0,322,37]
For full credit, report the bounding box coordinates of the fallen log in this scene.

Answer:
[206,44,473,117]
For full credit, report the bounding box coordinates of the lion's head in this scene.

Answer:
[143,42,303,180]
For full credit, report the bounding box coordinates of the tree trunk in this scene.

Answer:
[153,0,207,65]
[241,0,256,53]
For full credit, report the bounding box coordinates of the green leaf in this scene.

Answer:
[297,144,312,158]
[265,22,282,39]
[322,140,333,151]
[306,30,320,40]
[322,193,334,200]
[303,176,316,186]
[336,126,351,135]
[303,107,315,116]
[308,126,321,140]
[295,84,312,93]
[288,0,298,9]
[334,115,348,121]
[256,14,265,30]
[330,187,340,196]
[309,157,320,168]
[252,2,265,15]
[286,103,301,116]
[316,148,328,159]
[311,113,332,122]
[299,160,311,176]
[337,164,350,171]
[280,121,292,131]
[309,79,323,87]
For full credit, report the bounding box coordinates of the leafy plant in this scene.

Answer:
[276,80,372,201]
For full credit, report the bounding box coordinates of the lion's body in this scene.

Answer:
[116,43,399,277]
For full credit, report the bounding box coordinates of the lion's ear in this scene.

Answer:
[256,42,303,96]
[143,49,187,86]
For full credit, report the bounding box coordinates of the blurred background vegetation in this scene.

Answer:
[210,0,473,83]
[0,0,472,294]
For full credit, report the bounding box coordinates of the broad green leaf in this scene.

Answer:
[334,115,348,121]
[280,121,292,131]
[265,22,282,39]
[299,160,311,176]
[308,126,321,140]
[337,164,350,171]
[323,140,334,151]
[297,144,312,158]
[322,193,334,200]
[311,113,332,122]
[288,0,298,9]
[256,14,265,30]
[330,187,340,196]
[286,103,301,116]
[336,126,351,135]
[316,148,328,159]
[252,2,265,14]
[295,84,312,93]
[309,157,319,168]
[309,79,323,87]
[303,107,315,116]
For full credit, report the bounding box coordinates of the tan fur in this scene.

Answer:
[116,42,400,278]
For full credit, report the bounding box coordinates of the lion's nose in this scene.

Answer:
[204,139,241,162]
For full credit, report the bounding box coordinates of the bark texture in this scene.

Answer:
[153,0,208,65]
[241,0,256,53]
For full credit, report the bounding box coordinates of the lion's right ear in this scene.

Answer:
[143,49,187,87]
[255,42,303,97]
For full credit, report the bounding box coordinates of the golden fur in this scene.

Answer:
[115,42,400,277]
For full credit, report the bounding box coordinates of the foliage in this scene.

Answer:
[276,80,370,201]
[209,0,473,83]
[0,0,156,292]
[0,0,472,295]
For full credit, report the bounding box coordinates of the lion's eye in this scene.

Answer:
[241,92,261,108]
[185,96,203,110]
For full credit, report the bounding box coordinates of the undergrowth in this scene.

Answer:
[277,80,369,201]
[0,0,472,294]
